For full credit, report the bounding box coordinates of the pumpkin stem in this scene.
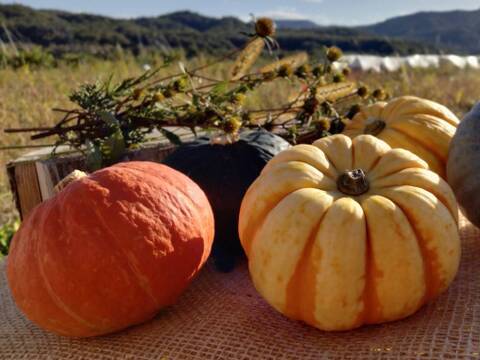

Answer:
[364,119,386,136]
[54,170,88,193]
[337,169,369,196]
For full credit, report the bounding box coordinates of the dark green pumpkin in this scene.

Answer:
[163,130,290,272]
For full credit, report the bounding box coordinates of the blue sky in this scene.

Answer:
[1,0,479,25]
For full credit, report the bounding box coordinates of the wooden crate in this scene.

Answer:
[7,142,177,219]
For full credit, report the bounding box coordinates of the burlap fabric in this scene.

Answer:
[1,215,479,359]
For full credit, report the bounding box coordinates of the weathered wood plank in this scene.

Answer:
[13,163,42,219]
[7,141,179,219]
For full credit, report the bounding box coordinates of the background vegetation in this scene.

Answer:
[0,4,438,59]
[1,54,480,226]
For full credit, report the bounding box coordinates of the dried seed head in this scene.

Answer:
[163,87,176,98]
[342,67,351,76]
[357,86,368,98]
[132,88,143,100]
[223,116,242,134]
[232,93,246,105]
[262,70,277,81]
[317,118,330,131]
[153,92,165,102]
[312,65,324,78]
[326,46,342,62]
[255,17,276,38]
[347,104,362,119]
[295,64,312,79]
[333,73,344,83]
[172,77,187,92]
[277,64,294,78]
[372,88,386,100]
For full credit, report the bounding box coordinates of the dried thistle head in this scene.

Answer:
[333,73,345,83]
[132,88,143,100]
[223,116,242,134]
[316,118,330,131]
[347,104,361,119]
[372,88,386,100]
[295,64,311,79]
[153,92,165,103]
[342,67,351,76]
[232,93,246,105]
[277,64,293,78]
[172,77,188,92]
[262,70,277,81]
[326,46,343,62]
[255,17,276,38]
[312,65,324,78]
[357,86,368,98]
[163,87,176,98]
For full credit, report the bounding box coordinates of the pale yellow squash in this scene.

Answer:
[239,134,460,331]
[343,96,459,179]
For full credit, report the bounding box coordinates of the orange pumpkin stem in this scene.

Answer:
[337,169,369,196]
[54,170,88,193]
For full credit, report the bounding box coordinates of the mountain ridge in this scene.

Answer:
[362,8,480,53]
[0,4,463,56]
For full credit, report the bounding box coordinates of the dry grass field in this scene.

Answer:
[1,56,480,226]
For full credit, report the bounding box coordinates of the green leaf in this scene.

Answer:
[0,218,19,257]
[85,140,103,171]
[103,128,126,164]
[160,128,182,145]
[99,111,120,127]
[210,81,229,97]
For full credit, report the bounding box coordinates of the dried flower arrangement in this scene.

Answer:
[4,17,385,169]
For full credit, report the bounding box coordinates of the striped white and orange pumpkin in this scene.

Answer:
[239,134,460,331]
[343,96,459,179]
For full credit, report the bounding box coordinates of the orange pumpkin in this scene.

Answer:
[239,135,460,331]
[343,96,459,179]
[7,161,214,337]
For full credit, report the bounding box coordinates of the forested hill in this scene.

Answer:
[0,4,436,56]
[362,8,480,54]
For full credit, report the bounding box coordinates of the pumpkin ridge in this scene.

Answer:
[372,182,458,224]
[388,116,454,160]
[368,149,428,182]
[396,102,459,127]
[311,144,340,175]
[262,146,337,180]
[364,153,382,174]
[35,202,99,332]
[242,187,329,255]
[239,162,335,255]
[381,97,406,120]
[381,194,442,304]
[360,215,383,325]
[378,127,445,176]
[285,207,331,327]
